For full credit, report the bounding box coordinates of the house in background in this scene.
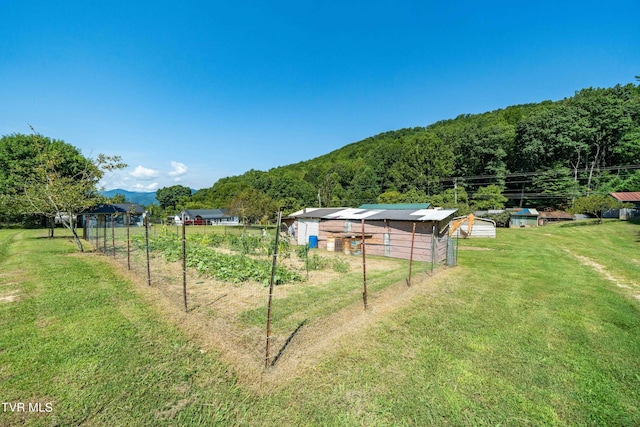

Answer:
[509,208,539,228]
[174,209,239,226]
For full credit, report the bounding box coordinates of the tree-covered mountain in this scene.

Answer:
[101,189,158,206]
[190,83,640,217]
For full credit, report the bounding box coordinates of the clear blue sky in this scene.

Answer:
[1,1,638,192]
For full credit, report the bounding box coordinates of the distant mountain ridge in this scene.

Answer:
[102,189,157,206]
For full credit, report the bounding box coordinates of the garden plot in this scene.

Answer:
[117,229,434,372]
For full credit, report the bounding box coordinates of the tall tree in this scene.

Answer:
[570,194,626,223]
[472,185,508,210]
[1,133,91,223]
[388,131,454,195]
[17,134,126,250]
[156,185,192,210]
[227,188,277,224]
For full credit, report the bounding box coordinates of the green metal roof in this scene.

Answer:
[358,203,431,210]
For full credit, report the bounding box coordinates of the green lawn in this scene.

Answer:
[1,220,639,426]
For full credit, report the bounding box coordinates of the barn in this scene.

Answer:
[286,206,457,263]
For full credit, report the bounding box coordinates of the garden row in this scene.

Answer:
[132,228,349,285]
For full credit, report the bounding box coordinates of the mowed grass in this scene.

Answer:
[1,220,640,426]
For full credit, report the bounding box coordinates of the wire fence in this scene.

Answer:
[83,212,458,370]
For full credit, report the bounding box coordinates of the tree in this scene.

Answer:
[1,133,91,224]
[472,185,508,210]
[227,188,277,224]
[156,185,192,210]
[110,193,126,203]
[531,166,582,208]
[377,190,403,204]
[569,86,635,193]
[348,166,380,205]
[388,132,454,194]
[18,136,126,250]
[569,194,627,223]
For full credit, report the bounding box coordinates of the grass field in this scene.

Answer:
[1,220,639,426]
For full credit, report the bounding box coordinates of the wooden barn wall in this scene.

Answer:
[316,218,450,263]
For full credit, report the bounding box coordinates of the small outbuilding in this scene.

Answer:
[80,203,145,240]
[286,206,457,263]
[538,210,575,225]
[509,208,539,228]
[606,192,640,219]
[450,214,496,238]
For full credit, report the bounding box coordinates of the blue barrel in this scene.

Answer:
[309,235,318,249]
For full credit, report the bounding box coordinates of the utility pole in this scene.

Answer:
[454,178,458,205]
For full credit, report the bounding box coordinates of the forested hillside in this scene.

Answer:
[189,83,640,218]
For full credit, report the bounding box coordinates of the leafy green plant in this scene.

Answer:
[332,257,350,273]
[307,254,329,271]
[296,244,310,259]
[133,230,301,284]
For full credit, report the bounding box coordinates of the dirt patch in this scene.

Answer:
[564,249,640,295]
[0,291,20,303]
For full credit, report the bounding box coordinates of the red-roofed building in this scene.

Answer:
[609,192,640,206]
[607,192,640,219]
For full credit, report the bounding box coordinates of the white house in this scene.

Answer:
[174,209,239,226]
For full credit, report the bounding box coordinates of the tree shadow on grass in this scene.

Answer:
[559,220,602,228]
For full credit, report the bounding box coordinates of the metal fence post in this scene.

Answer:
[145,213,151,286]
[182,212,188,312]
[362,218,368,310]
[265,211,283,368]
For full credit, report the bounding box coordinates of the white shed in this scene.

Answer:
[450,215,496,238]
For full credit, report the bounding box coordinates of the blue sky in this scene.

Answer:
[1,1,638,192]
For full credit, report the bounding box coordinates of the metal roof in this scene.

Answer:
[539,211,575,220]
[286,208,347,219]
[610,192,640,202]
[181,209,233,219]
[290,207,457,222]
[510,208,539,216]
[83,203,145,214]
[358,203,431,210]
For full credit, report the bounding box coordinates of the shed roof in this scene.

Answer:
[539,211,575,220]
[510,208,539,216]
[609,192,640,202]
[83,203,145,214]
[181,209,233,219]
[290,207,457,222]
[358,203,431,210]
[287,208,347,219]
